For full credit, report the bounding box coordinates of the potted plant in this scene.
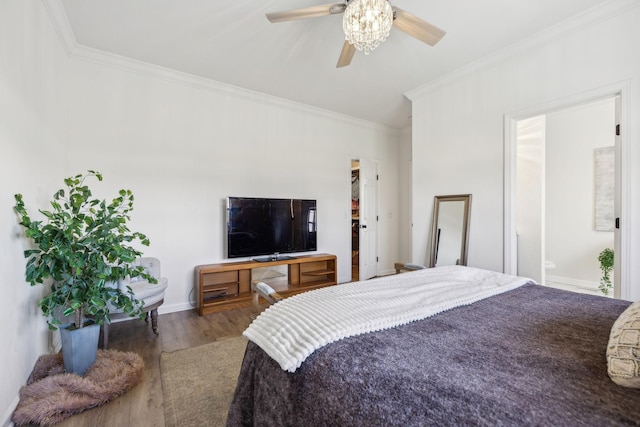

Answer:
[598,248,614,296]
[14,170,155,375]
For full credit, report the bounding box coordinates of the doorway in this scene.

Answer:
[351,161,360,281]
[511,95,620,296]
[351,158,379,281]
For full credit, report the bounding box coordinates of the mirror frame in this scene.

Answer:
[429,194,472,268]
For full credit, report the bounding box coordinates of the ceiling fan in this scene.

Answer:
[266,0,446,68]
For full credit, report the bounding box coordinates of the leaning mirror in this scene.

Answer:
[429,194,472,268]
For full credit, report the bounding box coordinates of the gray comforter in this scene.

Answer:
[227,284,640,426]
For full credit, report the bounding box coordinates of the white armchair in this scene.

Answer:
[103,257,169,348]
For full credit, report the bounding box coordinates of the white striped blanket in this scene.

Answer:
[243,265,533,372]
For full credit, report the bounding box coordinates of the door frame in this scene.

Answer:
[503,81,630,298]
[352,158,379,280]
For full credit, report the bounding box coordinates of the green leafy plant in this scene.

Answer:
[598,248,614,296]
[14,171,155,330]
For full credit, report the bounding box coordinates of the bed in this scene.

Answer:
[227,266,640,426]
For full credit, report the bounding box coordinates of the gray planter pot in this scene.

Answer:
[60,322,100,375]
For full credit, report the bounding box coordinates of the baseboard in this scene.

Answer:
[1,396,18,427]
[378,268,395,277]
[545,274,599,290]
[99,301,195,324]
[158,301,195,315]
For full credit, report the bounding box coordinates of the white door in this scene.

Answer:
[358,158,378,280]
[515,115,546,283]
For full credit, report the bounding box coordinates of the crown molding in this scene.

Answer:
[42,0,77,55]
[405,0,640,100]
[71,44,399,134]
[41,0,398,135]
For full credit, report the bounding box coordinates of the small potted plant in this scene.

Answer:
[14,171,155,375]
[598,248,614,296]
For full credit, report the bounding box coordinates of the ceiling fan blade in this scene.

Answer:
[392,7,446,46]
[336,40,356,68]
[266,3,346,23]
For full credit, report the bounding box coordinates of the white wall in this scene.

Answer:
[64,56,403,308]
[398,126,413,263]
[0,0,71,422]
[545,98,615,286]
[0,1,404,422]
[408,2,640,300]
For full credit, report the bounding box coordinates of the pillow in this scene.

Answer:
[607,300,640,388]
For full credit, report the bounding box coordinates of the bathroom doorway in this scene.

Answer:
[514,96,618,296]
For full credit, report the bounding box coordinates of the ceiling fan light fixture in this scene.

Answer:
[343,0,393,55]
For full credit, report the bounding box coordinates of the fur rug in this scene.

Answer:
[12,349,144,426]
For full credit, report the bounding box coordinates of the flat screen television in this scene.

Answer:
[226,197,317,259]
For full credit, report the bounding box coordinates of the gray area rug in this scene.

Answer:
[160,336,247,427]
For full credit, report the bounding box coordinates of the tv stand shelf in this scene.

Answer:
[195,253,337,315]
[302,269,334,276]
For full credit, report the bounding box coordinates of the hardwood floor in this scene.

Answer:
[53,305,266,427]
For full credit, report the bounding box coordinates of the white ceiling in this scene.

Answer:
[59,0,611,128]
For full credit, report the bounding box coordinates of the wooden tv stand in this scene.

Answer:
[195,253,337,315]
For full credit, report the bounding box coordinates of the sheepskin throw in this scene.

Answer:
[12,349,144,426]
[244,265,532,372]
